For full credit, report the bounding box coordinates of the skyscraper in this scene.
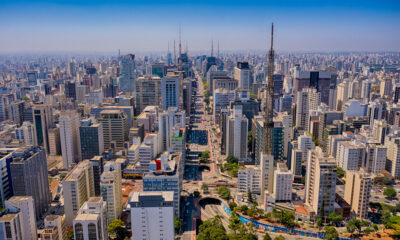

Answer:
[63,160,95,226]
[79,118,104,160]
[98,110,128,151]
[135,75,162,114]
[226,105,248,160]
[60,110,82,169]
[234,62,250,90]
[5,196,37,240]
[119,54,135,93]
[73,197,107,240]
[10,146,51,219]
[33,104,53,154]
[100,161,122,223]
[344,169,372,219]
[161,73,181,110]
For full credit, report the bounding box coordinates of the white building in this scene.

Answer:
[234,62,250,90]
[296,88,320,131]
[130,191,174,240]
[365,144,387,173]
[73,197,107,240]
[337,141,365,170]
[387,138,400,178]
[273,164,293,202]
[40,215,66,240]
[60,110,81,169]
[237,166,261,194]
[128,143,140,164]
[161,73,180,110]
[0,212,22,240]
[226,105,248,160]
[298,133,315,166]
[100,161,123,223]
[15,121,37,145]
[5,196,37,240]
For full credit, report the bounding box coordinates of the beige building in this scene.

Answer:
[63,160,95,226]
[100,161,123,223]
[386,138,400,178]
[305,147,337,218]
[39,215,66,240]
[135,75,162,113]
[344,169,372,219]
[73,197,107,240]
[98,110,128,150]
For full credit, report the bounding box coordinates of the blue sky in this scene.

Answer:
[0,0,399,53]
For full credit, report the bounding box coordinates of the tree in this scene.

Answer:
[337,167,345,178]
[247,191,253,204]
[325,226,339,240]
[247,207,257,218]
[384,187,397,198]
[263,232,272,240]
[264,212,272,222]
[200,150,211,162]
[274,235,285,240]
[197,216,229,240]
[108,219,128,240]
[228,201,237,210]
[194,190,201,198]
[238,205,249,215]
[228,213,241,232]
[66,228,74,240]
[373,224,379,232]
[328,212,342,226]
[23,96,30,101]
[201,184,209,192]
[226,155,239,164]
[279,211,295,228]
[217,186,230,200]
[347,218,362,236]
[175,216,181,233]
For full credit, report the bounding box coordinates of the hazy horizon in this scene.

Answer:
[1,0,399,53]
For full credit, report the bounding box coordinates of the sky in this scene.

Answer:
[0,0,399,53]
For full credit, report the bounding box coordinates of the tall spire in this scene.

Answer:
[173,40,176,64]
[217,40,220,59]
[211,39,214,57]
[178,25,182,69]
[263,22,275,155]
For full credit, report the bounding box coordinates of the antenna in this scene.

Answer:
[211,39,214,57]
[217,41,220,59]
[271,22,274,50]
[185,41,188,54]
[174,40,176,65]
[178,25,182,68]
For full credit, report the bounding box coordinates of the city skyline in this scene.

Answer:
[1,0,399,53]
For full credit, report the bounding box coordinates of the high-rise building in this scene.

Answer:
[0,212,22,239]
[79,118,104,160]
[386,138,400,178]
[344,169,372,219]
[237,166,261,194]
[336,82,349,111]
[234,62,250,90]
[119,54,135,93]
[294,70,331,104]
[226,105,248,160]
[33,104,53,153]
[39,215,66,240]
[89,156,104,196]
[380,78,393,98]
[151,62,165,78]
[73,197,107,240]
[161,73,181,110]
[230,90,260,130]
[63,160,95,226]
[296,88,320,131]
[129,191,174,240]
[10,146,51,219]
[48,127,61,156]
[365,144,387,174]
[337,141,365,170]
[5,196,37,240]
[273,163,293,202]
[15,121,37,145]
[100,161,122,223]
[98,110,128,151]
[9,101,25,126]
[135,75,162,114]
[213,89,235,123]
[305,147,337,218]
[60,110,82,169]
[27,71,38,86]
[65,81,77,100]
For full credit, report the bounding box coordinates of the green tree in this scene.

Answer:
[384,187,397,198]
[328,212,342,226]
[325,226,339,240]
[247,191,253,204]
[337,167,345,178]
[347,218,362,235]
[228,213,241,232]
[263,232,272,240]
[66,228,74,240]
[228,201,237,210]
[108,219,128,240]
[373,224,379,232]
[247,207,257,218]
[217,186,230,200]
[194,190,201,198]
[23,96,30,101]
[274,235,285,240]
[238,205,249,215]
[197,216,229,240]
[201,184,209,192]
[174,216,181,233]
[226,155,239,164]
[279,211,295,228]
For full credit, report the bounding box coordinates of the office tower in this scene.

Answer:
[380,78,392,98]
[230,90,260,130]
[344,169,372,219]
[305,147,337,217]
[212,75,238,94]
[39,215,66,240]
[128,143,140,164]
[5,196,37,240]
[90,105,134,129]
[158,109,174,151]
[296,88,320,131]
[9,101,25,126]
[237,166,261,194]
[226,105,248,160]
[336,82,349,111]
[213,89,235,123]
[63,160,95,226]
[90,156,104,196]
[394,84,400,103]
[59,110,81,169]
[65,81,77,100]
[372,119,389,145]
[0,212,22,239]
[33,104,53,154]
[10,146,51,219]
[234,62,250,90]
[0,94,12,122]
[337,141,365,170]
[294,70,331,104]
[130,191,174,240]
[361,80,372,104]
[119,54,135,93]
[98,110,128,150]
[135,75,162,113]
[48,127,61,156]
[100,161,122,223]
[27,71,38,86]
[367,101,384,127]
[15,121,37,145]
[298,132,315,164]
[67,61,76,77]
[365,144,387,174]
[161,73,180,110]
[386,138,400,178]
[171,125,186,159]
[273,163,293,202]
[79,118,104,160]
[151,62,165,78]
[317,111,344,147]
[291,148,303,176]
[143,152,182,216]
[73,197,107,240]
[182,79,192,114]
